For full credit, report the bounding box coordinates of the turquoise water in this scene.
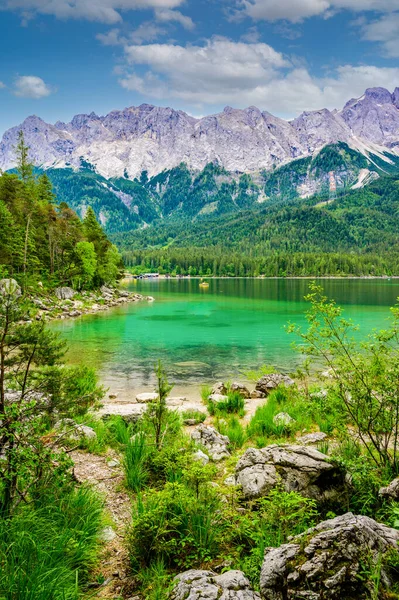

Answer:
[52,278,399,396]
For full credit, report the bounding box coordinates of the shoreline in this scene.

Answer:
[123,274,399,281]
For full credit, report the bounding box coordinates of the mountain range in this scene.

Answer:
[1,86,399,234]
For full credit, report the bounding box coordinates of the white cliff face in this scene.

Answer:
[1,87,398,179]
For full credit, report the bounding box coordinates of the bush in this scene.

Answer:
[128,482,223,571]
[208,391,245,417]
[216,416,247,449]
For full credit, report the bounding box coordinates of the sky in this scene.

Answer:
[0,0,399,135]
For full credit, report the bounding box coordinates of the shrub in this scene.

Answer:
[128,482,223,571]
[216,416,247,449]
[208,391,245,417]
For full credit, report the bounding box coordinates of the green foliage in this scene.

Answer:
[128,481,222,571]
[0,485,103,599]
[243,364,276,382]
[216,416,246,449]
[124,433,149,492]
[182,409,206,424]
[207,391,245,417]
[291,283,399,472]
[145,361,174,451]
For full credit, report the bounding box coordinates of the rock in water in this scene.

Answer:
[235,444,346,502]
[55,286,75,300]
[0,278,21,298]
[170,569,260,600]
[191,424,230,461]
[255,374,294,395]
[260,513,399,600]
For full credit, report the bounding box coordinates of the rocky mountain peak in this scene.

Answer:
[0,86,398,178]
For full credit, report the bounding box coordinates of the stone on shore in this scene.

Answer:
[255,373,295,395]
[0,278,21,298]
[136,392,158,403]
[191,424,230,461]
[298,432,328,445]
[55,286,75,300]
[235,444,346,502]
[273,412,296,427]
[230,382,251,398]
[99,403,146,423]
[379,477,399,500]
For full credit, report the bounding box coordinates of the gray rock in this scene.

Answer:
[100,285,113,296]
[0,278,21,298]
[298,432,327,445]
[208,393,228,404]
[107,459,120,468]
[212,382,228,395]
[54,419,97,442]
[250,389,266,399]
[170,569,260,600]
[55,286,75,300]
[99,403,146,423]
[99,526,117,543]
[230,382,251,399]
[255,374,294,395]
[260,513,399,600]
[379,477,399,500]
[191,424,230,462]
[136,392,158,403]
[193,450,209,465]
[273,412,296,427]
[235,445,346,502]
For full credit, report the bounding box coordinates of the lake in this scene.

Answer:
[52,278,399,400]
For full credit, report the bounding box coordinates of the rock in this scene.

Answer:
[212,382,228,395]
[55,286,75,300]
[224,475,237,487]
[99,526,117,543]
[273,412,296,427]
[170,569,260,600]
[184,419,198,426]
[109,393,118,399]
[260,513,399,600]
[235,444,346,502]
[107,459,120,468]
[54,419,97,442]
[255,373,295,395]
[208,393,228,404]
[167,396,187,406]
[230,382,251,398]
[379,477,399,500]
[191,424,230,462]
[193,450,209,465]
[100,285,114,296]
[298,432,328,445]
[0,278,21,298]
[68,310,82,318]
[33,298,49,310]
[99,403,146,423]
[136,392,158,403]
[147,296,155,302]
[250,389,266,399]
[117,290,130,298]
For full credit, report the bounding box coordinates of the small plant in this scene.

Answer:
[208,391,245,417]
[216,416,247,449]
[182,409,206,424]
[201,384,212,403]
[124,433,149,492]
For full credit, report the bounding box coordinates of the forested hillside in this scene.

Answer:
[116,175,399,277]
[0,133,123,290]
[39,143,399,235]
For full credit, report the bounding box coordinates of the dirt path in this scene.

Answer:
[70,451,135,599]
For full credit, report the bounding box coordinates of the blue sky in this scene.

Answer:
[0,0,399,135]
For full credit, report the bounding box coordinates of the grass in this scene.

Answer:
[182,409,207,424]
[0,486,103,600]
[216,416,247,449]
[207,391,245,417]
[124,432,149,492]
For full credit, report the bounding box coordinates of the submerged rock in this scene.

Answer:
[260,513,399,600]
[255,373,294,395]
[191,424,230,461]
[170,569,260,600]
[235,444,346,503]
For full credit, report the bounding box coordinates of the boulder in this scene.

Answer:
[191,424,230,461]
[235,445,346,503]
[273,412,296,427]
[260,513,399,600]
[230,382,251,399]
[255,373,294,395]
[170,569,260,600]
[136,392,158,403]
[99,403,146,423]
[211,382,228,395]
[379,477,399,500]
[100,285,114,296]
[0,278,21,298]
[54,419,97,442]
[250,389,266,399]
[208,393,228,404]
[55,287,75,300]
[298,432,328,445]
[193,450,209,465]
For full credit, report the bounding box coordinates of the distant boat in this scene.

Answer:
[199,279,209,288]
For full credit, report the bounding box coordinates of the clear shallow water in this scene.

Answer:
[51,279,399,398]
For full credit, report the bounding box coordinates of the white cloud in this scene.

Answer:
[13,75,53,98]
[361,13,399,57]
[0,81,6,89]
[1,0,186,24]
[155,8,194,29]
[117,39,399,116]
[236,0,399,23]
[96,28,122,45]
